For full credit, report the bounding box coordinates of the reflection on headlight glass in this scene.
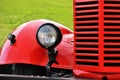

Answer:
[40,33,55,43]
[38,25,57,47]
[45,34,55,43]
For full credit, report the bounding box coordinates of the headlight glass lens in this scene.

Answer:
[37,24,58,48]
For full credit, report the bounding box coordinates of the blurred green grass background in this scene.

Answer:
[0,0,73,47]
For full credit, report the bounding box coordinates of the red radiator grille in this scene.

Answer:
[74,0,99,66]
[104,0,120,67]
[74,0,120,74]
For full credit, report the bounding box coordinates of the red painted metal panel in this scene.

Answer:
[105,42,120,45]
[75,4,98,8]
[105,54,120,57]
[75,47,98,50]
[105,9,120,12]
[76,9,98,13]
[76,53,98,57]
[105,20,120,23]
[74,0,120,79]
[0,20,73,70]
[105,15,120,18]
[75,31,98,34]
[75,15,98,18]
[105,4,120,7]
[76,26,98,29]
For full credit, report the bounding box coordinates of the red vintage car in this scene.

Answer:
[0,0,120,80]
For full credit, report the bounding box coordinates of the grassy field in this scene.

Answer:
[0,0,73,47]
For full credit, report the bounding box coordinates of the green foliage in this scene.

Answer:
[0,0,73,47]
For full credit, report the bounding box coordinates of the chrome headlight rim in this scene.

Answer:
[36,23,62,49]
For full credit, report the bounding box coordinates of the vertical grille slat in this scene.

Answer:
[74,0,99,66]
[104,0,120,67]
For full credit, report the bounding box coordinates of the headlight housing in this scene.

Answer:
[36,23,62,49]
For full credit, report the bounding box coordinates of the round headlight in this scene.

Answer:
[37,23,62,49]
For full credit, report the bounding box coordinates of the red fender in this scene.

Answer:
[0,19,73,70]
